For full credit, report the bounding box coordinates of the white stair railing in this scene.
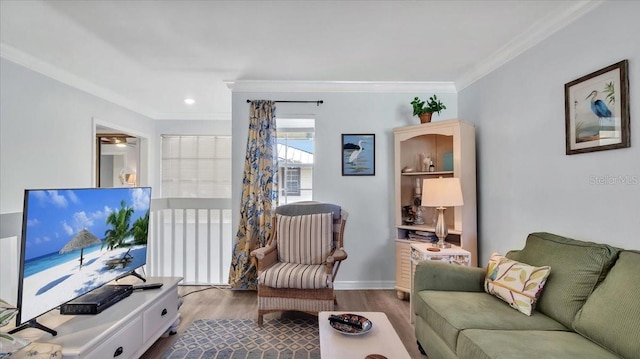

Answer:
[148,198,232,285]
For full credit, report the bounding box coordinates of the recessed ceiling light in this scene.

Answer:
[184,98,195,105]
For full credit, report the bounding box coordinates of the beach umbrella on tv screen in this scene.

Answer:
[59,229,101,269]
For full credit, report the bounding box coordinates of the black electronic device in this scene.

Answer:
[59,284,134,315]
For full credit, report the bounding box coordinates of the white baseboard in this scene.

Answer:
[333,280,395,290]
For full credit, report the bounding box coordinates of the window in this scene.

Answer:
[281,167,301,196]
[161,135,231,198]
[277,119,314,204]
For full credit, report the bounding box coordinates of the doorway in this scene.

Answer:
[96,131,139,187]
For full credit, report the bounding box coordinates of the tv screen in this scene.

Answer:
[15,187,151,328]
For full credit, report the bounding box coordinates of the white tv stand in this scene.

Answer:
[14,277,182,359]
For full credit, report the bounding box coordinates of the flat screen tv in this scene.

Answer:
[12,187,151,335]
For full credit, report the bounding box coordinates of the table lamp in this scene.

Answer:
[422,177,463,248]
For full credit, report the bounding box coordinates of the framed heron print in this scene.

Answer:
[342,133,375,176]
[565,59,629,155]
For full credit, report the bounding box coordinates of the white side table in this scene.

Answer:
[409,243,471,322]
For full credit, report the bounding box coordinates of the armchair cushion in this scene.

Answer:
[258,262,331,289]
[276,212,333,265]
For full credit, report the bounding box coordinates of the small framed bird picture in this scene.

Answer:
[342,134,375,176]
[564,59,629,155]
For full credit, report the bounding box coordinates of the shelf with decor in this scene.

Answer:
[396,224,462,234]
[393,119,477,300]
[401,171,454,177]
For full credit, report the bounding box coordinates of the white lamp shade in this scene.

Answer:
[125,173,137,184]
[422,177,464,207]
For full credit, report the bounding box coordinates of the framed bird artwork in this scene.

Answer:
[564,59,629,155]
[342,133,375,176]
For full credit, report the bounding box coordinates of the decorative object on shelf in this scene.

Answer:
[413,196,424,225]
[342,134,375,176]
[420,154,431,171]
[407,230,437,242]
[410,95,447,124]
[402,205,415,225]
[413,178,424,224]
[414,207,424,225]
[565,59,629,155]
[421,177,463,248]
[442,152,453,171]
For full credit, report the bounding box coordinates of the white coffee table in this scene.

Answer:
[319,311,411,359]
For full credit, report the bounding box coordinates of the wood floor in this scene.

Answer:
[141,286,426,358]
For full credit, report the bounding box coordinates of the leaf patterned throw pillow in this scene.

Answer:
[0,332,30,358]
[484,252,551,316]
[0,299,18,327]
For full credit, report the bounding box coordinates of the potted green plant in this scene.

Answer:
[411,95,446,123]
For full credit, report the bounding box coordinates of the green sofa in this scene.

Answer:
[413,232,640,359]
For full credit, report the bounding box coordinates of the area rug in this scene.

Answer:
[162,317,320,359]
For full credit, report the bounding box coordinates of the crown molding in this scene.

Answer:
[153,112,231,121]
[225,80,457,94]
[455,0,605,90]
[1,43,157,119]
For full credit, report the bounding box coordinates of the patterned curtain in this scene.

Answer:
[228,101,279,289]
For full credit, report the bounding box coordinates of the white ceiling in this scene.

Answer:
[0,0,601,120]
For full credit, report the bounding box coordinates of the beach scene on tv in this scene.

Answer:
[19,187,151,323]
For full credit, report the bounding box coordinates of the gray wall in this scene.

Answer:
[0,57,156,300]
[0,59,230,300]
[459,0,640,263]
[231,91,458,288]
[0,58,157,213]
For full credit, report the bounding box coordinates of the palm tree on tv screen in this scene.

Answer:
[103,200,134,250]
[131,211,149,245]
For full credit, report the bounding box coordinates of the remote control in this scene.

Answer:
[328,314,363,329]
[132,283,163,290]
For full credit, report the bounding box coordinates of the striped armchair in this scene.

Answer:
[250,202,348,326]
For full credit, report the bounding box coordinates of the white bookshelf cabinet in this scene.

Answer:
[393,119,477,299]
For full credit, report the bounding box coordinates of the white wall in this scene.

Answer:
[231,90,458,288]
[458,0,640,263]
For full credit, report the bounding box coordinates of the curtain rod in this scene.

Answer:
[246,100,323,106]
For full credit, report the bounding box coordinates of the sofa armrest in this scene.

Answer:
[413,261,485,296]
